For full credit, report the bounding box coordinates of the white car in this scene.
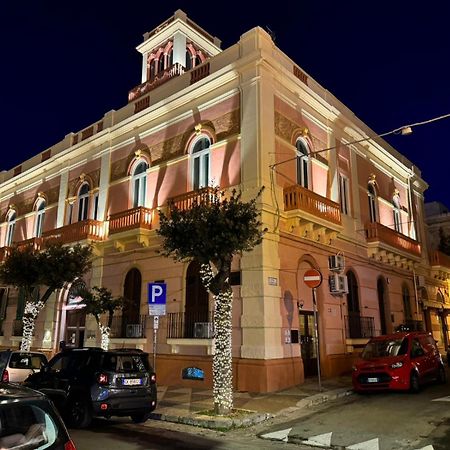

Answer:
[0,350,48,383]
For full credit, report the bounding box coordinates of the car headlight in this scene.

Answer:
[391,362,403,369]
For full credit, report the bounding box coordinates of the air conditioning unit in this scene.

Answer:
[126,324,143,338]
[329,273,348,294]
[194,322,214,339]
[328,254,345,272]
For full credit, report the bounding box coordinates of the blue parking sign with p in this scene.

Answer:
[148,282,166,316]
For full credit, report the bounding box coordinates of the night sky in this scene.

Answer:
[1,1,449,205]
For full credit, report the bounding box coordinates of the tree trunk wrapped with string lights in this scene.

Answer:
[158,187,265,415]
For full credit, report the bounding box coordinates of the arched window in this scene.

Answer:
[191,136,211,190]
[77,183,90,222]
[158,56,165,73]
[393,194,402,233]
[150,59,157,80]
[5,210,16,246]
[346,271,361,338]
[123,268,142,334]
[132,161,148,208]
[402,284,412,321]
[296,138,310,188]
[185,260,209,337]
[185,50,192,70]
[194,55,202,67]
[167,49,173,67]
[368,183,378,223]
[34,199,46,238]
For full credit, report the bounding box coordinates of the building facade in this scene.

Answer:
[0,10,448,392]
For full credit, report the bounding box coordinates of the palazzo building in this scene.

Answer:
[0,10,449,392]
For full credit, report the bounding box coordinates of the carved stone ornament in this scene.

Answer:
[79,173,85,182]
[369,173,376,183]
[194,123,203,135]
[134,149,142,158]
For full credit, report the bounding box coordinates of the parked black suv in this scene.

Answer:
[25,347,157,428]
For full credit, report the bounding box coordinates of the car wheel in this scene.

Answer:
[410,371,420,393]
[437,365,447,384]
[130,412,150,424]
[67,397,93,428]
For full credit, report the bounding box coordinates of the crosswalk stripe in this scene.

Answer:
[302,432,333,447]
[347,438,379,450]
[432,395,450,402]
[260,428,292,442]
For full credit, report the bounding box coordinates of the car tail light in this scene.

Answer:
[64,440,77,450]
[97,373,109,385]
[150,373,156,384]
[2,369,9,383]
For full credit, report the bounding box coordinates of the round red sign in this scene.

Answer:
[303,269,322,288]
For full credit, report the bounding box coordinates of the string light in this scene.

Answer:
[20,300,45,352]
[200,262,234,414]
[99,324,110,351]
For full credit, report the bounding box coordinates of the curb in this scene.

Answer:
[149,410,273,430]
[296,387,354,409]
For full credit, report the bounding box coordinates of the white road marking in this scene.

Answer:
[260,428,292,442]
[432,395,450,402]
[414,446,434,450]
[347,438,379,450]
[302,432,333,447]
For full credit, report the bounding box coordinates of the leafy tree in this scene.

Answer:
[157,187,265,415]
[438,227,450,256]
[0,243,93,351]
[83,286,124,350]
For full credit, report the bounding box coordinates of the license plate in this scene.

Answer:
[123,378,142,386]
[367,377,379,383]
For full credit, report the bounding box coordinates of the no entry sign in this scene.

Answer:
[303,269,322,288]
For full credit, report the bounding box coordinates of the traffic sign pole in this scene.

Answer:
[312,288,322,392]
[153,316,159,370]
[303,269,323,392]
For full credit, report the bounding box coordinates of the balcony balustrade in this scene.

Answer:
[345,315,377,339]
[42,220,105,245]
[167,311,214,339]
[168,187,217,211]
[283,185,341,225]
[110,315,147,339]
[16,237,43,252]
[128,63,185,102]
[430,250,450,269]
[365,222,421,257]
[0,247,11,262]
[109,207,153,235]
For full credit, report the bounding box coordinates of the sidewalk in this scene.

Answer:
[148,376,353,430]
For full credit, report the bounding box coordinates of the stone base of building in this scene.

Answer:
[322,353,356,378]
[156,354,304,393]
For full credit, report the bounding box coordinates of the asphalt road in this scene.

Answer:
[259,379,450,449]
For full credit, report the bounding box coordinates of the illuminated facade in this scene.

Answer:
[0,10,447,392]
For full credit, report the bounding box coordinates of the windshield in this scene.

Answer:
[9,354,47,370]
[361,338,408,359]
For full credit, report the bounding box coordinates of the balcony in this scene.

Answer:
[128,63,185,102]
[16,237,43,252]
[0,247,11,263]
[345,315,377,339]
[365,222,421,267]
[168,187,217,211]
[110,315,147,339]
[283,185,342,244]
[167,311,214,339]
[430,250,450,280]
[109,207,153,235]
[42,220,105,245]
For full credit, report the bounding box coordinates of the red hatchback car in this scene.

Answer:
[352,331,446,393]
